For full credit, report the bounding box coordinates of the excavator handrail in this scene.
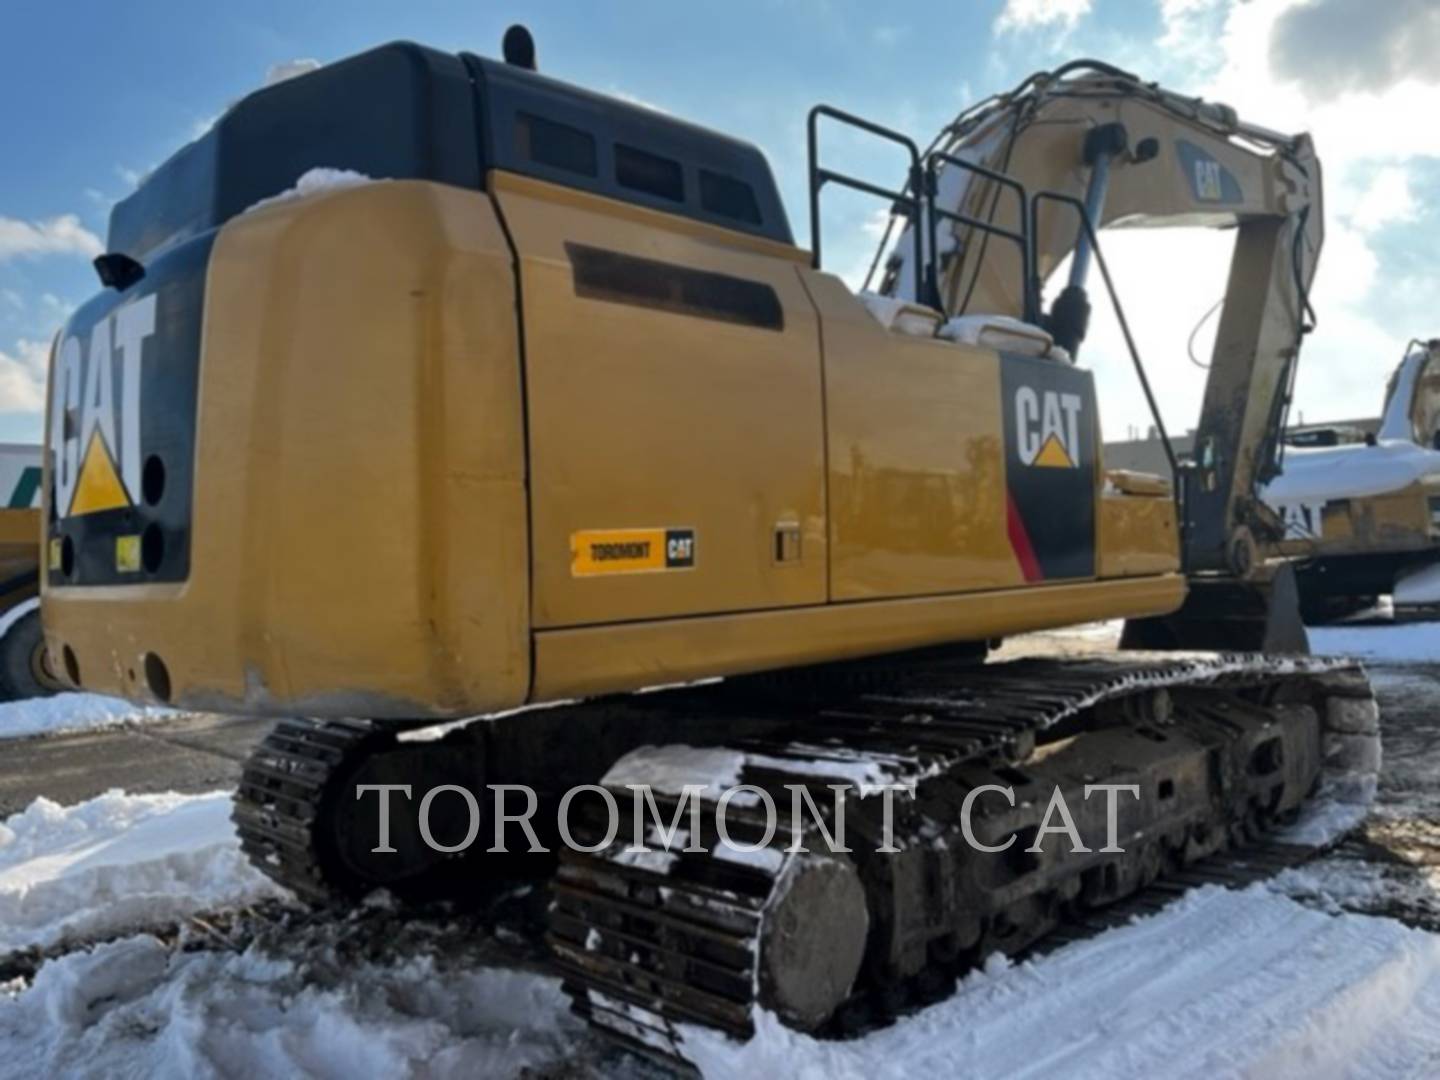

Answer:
[923,151,1038,325]
[807,105,934,306]
[1029,189,1186,560]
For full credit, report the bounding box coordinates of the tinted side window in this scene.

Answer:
[700,170,762,225]
[615,144,684,202]
[516,112,597,177]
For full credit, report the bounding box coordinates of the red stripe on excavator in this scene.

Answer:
[1006,492,1044,583]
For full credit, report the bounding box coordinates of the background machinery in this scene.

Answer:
[38,33,1377,1067]
[1264,340,1440,619]
[0,443,62,701]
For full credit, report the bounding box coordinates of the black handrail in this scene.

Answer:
[924,151,1038,324]
[807,106,930,306]
[805,106,1180,556]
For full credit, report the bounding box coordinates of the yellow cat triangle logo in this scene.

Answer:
[1033,433,1076,469]
[69,431,130,515]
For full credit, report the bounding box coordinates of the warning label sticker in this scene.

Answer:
[571,528,695,577]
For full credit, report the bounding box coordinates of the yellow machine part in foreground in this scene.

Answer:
[42,175,1182,718]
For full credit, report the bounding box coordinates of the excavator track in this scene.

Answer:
[229,652,1379,1074]
[547,654,1380,1071]
[233,717,488,904]
[233,718,390,903]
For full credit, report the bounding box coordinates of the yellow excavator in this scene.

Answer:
[39,31,1377,1066]
[1267,340,1440,620]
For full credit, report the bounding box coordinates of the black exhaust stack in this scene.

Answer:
[503,25,537,71]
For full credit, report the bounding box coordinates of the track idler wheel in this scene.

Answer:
[756,854,869,1030]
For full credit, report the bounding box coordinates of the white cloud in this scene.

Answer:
[860,206,894,241]
[1349,166,1416,232]
[264,59,321,88]
[0,214,103,262]
[1269,0,1440,101]
[1060,0,1440,435]
[994,0,1092,34]
[1157,0,1227,60]
[0,339,51,413]
[1,290,22,311]
[1066,228,1239,439]
[1194,1,1440,424]
[40,294,76,319]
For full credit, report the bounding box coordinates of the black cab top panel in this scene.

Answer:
[465,54,790,243]
[108,41,792,262]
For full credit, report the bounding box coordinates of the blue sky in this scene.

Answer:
[4,0,1438,444]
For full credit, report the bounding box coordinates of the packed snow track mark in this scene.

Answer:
[678,884,1440,1078]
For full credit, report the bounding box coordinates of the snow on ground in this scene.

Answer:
[0,692,174,741]
[680,884,1440,1079]
[0,619,1434,1076]
[6,871,1440,1078]
[1274,857,1440,930]
[0,789,283,952]
[1274,792,1372,848]
[1035,615,1440,668]
[1310,622,1440,664]
[0,936,580,1079]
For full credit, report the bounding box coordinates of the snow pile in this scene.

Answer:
[1055,619,1124,641]
[0,938,580,1078]
[1310,622,1440,664]
[0,790,284,952]
[263,58,321,87]
[0,692,174,741]
[1273,858,1440,927]
[938,314,1058,359]
[1273,795,1370,847]
[246,168,376,213]
[1395,562,1440,607]
[602,744,745,801]
[680,884,1440,1078]
[857,292,941,337]
[603,740,943,803]
[1262,439,1440,504]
